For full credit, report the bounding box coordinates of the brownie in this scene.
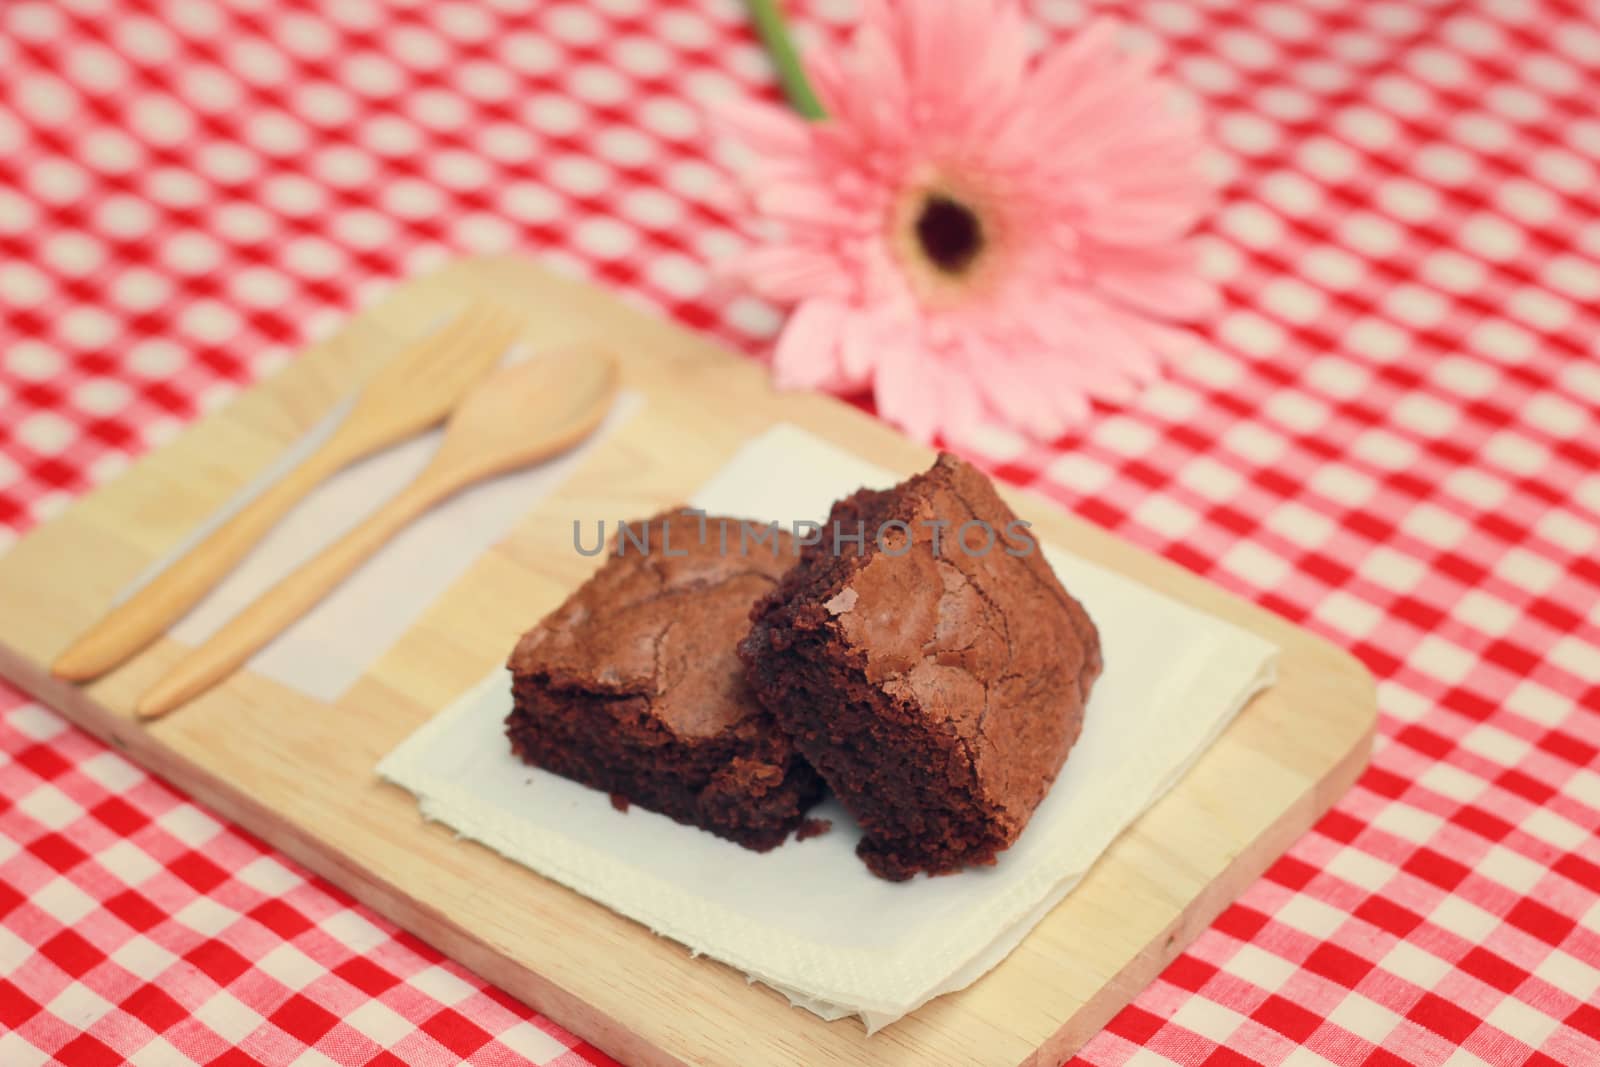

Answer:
[740,454,1102,880]
[507,510,823,851]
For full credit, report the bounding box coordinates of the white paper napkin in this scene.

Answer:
[378,424,1278,1030]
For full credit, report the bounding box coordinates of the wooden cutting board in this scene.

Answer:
[0,256,1375,1067]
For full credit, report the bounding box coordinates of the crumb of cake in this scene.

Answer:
[796,817,832,841]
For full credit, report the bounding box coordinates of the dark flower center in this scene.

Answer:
[915,193,984,276]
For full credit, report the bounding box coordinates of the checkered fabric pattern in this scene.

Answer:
[1,0,1597,1063]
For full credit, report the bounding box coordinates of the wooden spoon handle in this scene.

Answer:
[135,477,447,720]
[52,442,356,682]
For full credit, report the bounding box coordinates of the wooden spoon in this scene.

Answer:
[52,304,523,682]
[135,347,620,720]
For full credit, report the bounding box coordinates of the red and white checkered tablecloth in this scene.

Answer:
[2,0,1598,1063]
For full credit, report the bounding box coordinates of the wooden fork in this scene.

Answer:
[52,303,522,682]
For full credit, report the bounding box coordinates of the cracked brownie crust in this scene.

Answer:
[740,455,1102,880]
[507,510,823,851]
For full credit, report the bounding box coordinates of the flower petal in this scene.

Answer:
[1019,293,1155,404]
[969,1,1031,101]
[753,182,865,230]
[772,299,852,391]
[807,24,911,158]
[1079,294,1164,381]
[704,94,813,159]
[804,39,850,118]
[838,309,887,389]
[1074,195,1208,248]
[874,339,942,444]
[854,24,911,146]
[930,347,985,442]
[1084,241,1219,320]
[964,336,1072,441]
[730,245,853,303]
[1027,18,1120,110]
[1109,308,1207,376]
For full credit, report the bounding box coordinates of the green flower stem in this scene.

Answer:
[744,0,826,119]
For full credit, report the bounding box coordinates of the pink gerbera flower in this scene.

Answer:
[715,0,1218,445]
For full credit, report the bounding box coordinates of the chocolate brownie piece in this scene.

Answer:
[740,455,1102,880]
[507,510,823,851]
